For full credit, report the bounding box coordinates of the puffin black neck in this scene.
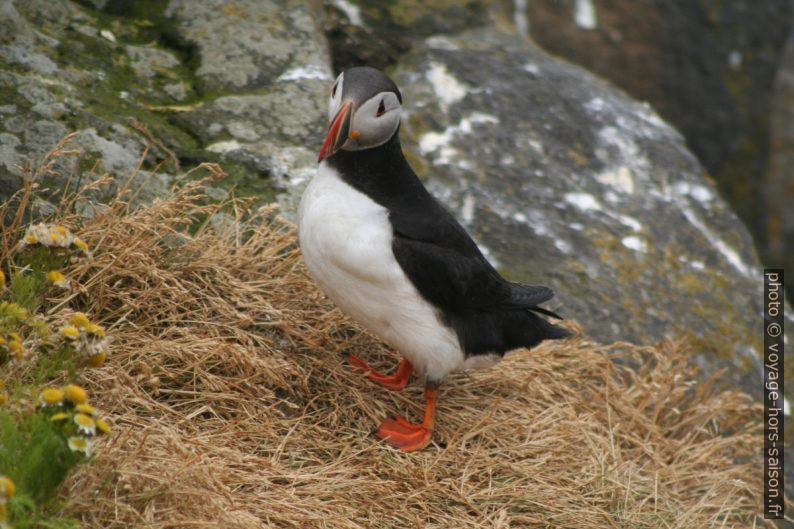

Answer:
[326,130,429,208]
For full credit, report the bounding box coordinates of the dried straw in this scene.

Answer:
[5,142,771,528]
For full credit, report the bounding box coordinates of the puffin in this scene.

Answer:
[298,66,571,452]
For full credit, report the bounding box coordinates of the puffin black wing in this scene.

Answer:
[388,197,554,315]
[327,134,569,354]
[389,202,571,356]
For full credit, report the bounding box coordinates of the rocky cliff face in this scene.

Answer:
[1,0,791,417]
[521,0,793,289]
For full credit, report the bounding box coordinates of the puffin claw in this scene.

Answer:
[376,416,433,452]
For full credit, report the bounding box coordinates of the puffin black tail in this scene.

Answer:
[529,309,573,341]
[528,305,564,320]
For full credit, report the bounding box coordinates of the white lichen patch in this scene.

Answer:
[621,235,647,253]
[227,121,259,141]
[678,257,706,271]
[679,204,753,277]
[99,29,117,43]
[616,214,642,232]
[425,36,460,51]
[426,62,468,111]
[276,64,331,82]
[564,192,602,212]
[331,0,364,26]
[728,50,742,70]
[555,239,573,254]
[206,139,243,154]
[585,97,606,113]
[419,113,498,168]
[527,139,545,155]
[419,130,457,166]
[598,127,650,171]
[461,193,475,224]
[574,0,597,29]
[672,181,714,203]
[596,166,635,194]
[522,63,541,76]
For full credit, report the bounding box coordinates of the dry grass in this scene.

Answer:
[4,139,771,528]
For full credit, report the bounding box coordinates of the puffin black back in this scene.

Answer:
[327,129,571,359]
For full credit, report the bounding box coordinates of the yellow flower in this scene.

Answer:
[87,351,107,367]
[60,326,80,340]
[63,384,88,405]
[39,387,64,407]
[0,270,5,289]
[67,436,92,456]
[85,323,106,337]
[47,270,70,289]
[73,238,89,252]
[8,339,24,360]
[53,225,68,237]
[75,403,97,416]
[95,417,112,434]
[0,476,15,499]
[50,411,70,422]
[25,233,37,245]
[69,312,91,328]
[73,413,96,435]
[0,337,5,346]
[0,392,7,406]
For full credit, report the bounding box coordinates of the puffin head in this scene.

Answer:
[318,66,403,163]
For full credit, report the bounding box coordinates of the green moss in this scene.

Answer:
[1,412,82,529]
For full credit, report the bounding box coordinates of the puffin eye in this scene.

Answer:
[331,82,338,97]
[376,99,386,117]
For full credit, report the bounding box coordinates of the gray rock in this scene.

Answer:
[173,80,328,146]
[162,0,333,202]
[323,0,489,71]
[391,26,793,396]
[0,2,60,76]
[521,0,792,279]
[125,44,181,79]
[166,0,332,93]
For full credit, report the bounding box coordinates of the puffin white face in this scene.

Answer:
[319,68,404,162]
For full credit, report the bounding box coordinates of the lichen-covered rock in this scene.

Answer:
[323,0,489,71]
[521,0,792,274]
[165,0,331,94]
[161,0,332,205]
[0,0,189,200]
[390,27,793,397]
[0,0,334,207]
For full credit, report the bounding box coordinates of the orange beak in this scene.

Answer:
[318,101,353,163]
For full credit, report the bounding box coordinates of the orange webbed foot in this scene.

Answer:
[344,354,412,391]
[376,416,433,452]
[375,386,439,452]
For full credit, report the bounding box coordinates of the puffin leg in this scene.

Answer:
[376,385,438,451]
[345,355,412,391]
